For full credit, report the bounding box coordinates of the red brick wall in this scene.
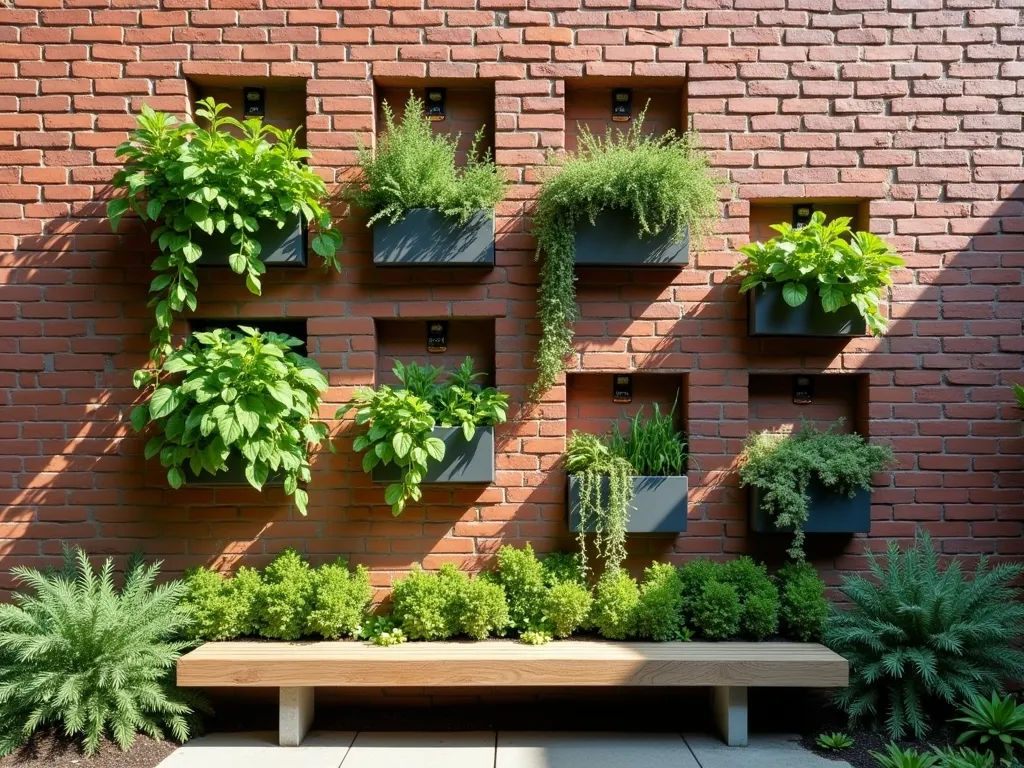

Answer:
[1,1,1023,600]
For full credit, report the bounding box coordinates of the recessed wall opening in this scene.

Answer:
[748,201,870,243]
[374,82,496,164]
[374,318,496,389]
[564,79,687,154]
[748,373,870,438]
[189,318,309,356]
[187,77,308,148]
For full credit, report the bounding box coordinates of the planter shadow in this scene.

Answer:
[192,212,307,267]
[373,209,494,267]
[748,283,866,337]
[574,209,689,267]
[567,475,688,534]
[749,479,871,534]
[371,426,495,484]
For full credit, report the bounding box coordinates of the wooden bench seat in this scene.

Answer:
[177,640,848,747]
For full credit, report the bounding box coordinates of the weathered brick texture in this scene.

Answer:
[1,0,1023,598]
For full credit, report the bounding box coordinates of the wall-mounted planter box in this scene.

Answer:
[181,455,284,487]
[567,475,688,534]
[574,209,689,267]
[371,426,494,484]
[748,283,866,337]
[373,209,495,267]
[193,212,307,268]
[749,480,871,534]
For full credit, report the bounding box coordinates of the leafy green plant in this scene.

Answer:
[778,560,828,642]
[678,559,724,613]
[934,747,997,768]
[0,549,206,757]
[520,629,552,645]
[871,744,941,768]
[346,92,507,226]
[108,98,342,366]
[131,327,328,515]
[816,732,854,751]
[344,357,508,515]
[494,543,547,634]
[738,420,894,559]
[590,568,640,640]
[825,531,1024,740]
[608,400,687,477]
[721,557,779,640]
[181,565,261,641]
[541,551,586,587]
[256,549,315,641]
[305,559,372,640]
[459,577,510,641]
[543,581,593,639]
[566,431,634,574]
[731,211,904,336]
[358,615,406,646]
[691,579,741,640]
[531,109,720,394]
[634,562,688,641]
[955,694,1024,759]
[390,564,464,641]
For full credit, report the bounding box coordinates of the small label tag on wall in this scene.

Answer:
[613,374,633,403]
[244,87,266,118]
[427,321,448,353]
[793,204,814,229]
[793,375,813,405]
[426,88,446,122]
[612,89,632,122]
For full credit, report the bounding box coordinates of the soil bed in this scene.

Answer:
[0,730,177,768]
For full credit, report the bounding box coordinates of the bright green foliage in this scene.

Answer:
[541,551,586,587]
[108,99,342,366]
[738,420,894,559]
[346,92,507,227]
[933,747,996,768]
[0,549,206,757]
[305,560,372,640]
[358,616,406,647]
[531,110,720,394]
[955,693,1024,759]
[520,629,553,646]
[634,562,687,641]
[778,560,828,642]
[494,543,547,633]
[816,732,854,751]
[825,532,1024,740]
[732,211,904,336]
[678,559,724,613]
[256,549,315,641]
[344,357,508,515]
[228,566,263,637]
[181,566,256,641]
[871,744,940,768]
[1014,384,1024,410]
[591,569,640,640]
[459,577,510,641]
[720,557,779,640]
[608,400,687,477]
[543,581,593,639]
[390,564,464,641]
[131,327,328,515]
[691,579,741,640]
[566,431,634,574]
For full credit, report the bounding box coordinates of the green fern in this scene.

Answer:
[825,531,1024,741]
[0,549,207,757]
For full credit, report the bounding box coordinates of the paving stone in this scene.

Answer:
[496,732,700,768]
[156,731,356,768]
[683,733,854,768]
[340,731,496,768]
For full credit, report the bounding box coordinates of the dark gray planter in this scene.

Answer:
[567,475,689,534]
[749,479,871,534]
[748,283,866,337]
[193,212,307,267]
[371,426,494,484]
[373,209,495,266]
[181,455,284,487]
[574,209,689,267]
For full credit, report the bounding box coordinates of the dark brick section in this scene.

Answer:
[1,1,1023,601]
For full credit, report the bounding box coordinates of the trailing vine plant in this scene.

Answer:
[108,98,343,374]
[737,420,894,559]
[530,108,720,395]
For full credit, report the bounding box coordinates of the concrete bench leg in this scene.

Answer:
[712,686,748,747]
[279,686,314,746]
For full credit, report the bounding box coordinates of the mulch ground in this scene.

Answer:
[0,730,178,768]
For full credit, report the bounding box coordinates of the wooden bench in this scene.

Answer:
[177,640,848,748]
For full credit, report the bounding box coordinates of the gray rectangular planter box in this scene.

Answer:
[567,475,689,534]
[373,208,495,267]
[749,480,871,534]
[574,209,689,267]
[181,455,284,487]
[371,426,494,484]
[193,212,307,268]
[748,283,866,337]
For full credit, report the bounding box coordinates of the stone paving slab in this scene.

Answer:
[155,731,356,768]
[497,732,701,768]
[684,733,854,768]
[340,731,496,768]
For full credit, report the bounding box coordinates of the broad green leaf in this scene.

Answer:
[167,467,185,489]
[284,474,298,495]
[424,437,445,462]
[144,436,164,460]
[149,387,179,419]
[129,404,149,433]
[244,461,269,490]
[782,281,808,308]
[294,487,308,515]
[384,483,404,506]
[392,432,412,458]
[267,380,294,408]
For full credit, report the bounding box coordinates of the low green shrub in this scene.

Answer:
[305,559,372,640]
[541,551,586,587]
[870,744,940,768]
[591,569,640,640]
[495,543,547,633]
[691,579,741,640]
[256,549,316,641]
[634,562,687,641]
[721,557,779,640]
[459,577,510,641]
[390,564,464,641]
[778,560,828,642]
[181,567,238,642]
[954,692,1024,760]
[678,558,724,612]
[544,581,593,639]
